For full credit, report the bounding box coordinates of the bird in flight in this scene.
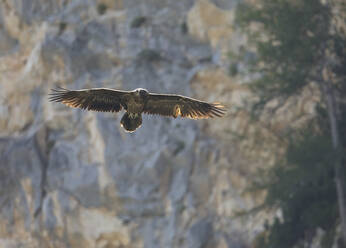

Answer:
[49,87,226,132]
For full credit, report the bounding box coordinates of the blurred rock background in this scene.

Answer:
[0,0,318,247]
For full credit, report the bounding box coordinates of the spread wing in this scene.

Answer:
[49,87,129,112]
[143,94,226,119]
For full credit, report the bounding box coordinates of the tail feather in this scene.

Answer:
[120,113,142,132]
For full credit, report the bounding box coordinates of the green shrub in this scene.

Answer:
[130,16,148,28]
[256,130,338,248]
[97,3,107,15]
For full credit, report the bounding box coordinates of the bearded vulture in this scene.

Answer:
[49,87,226,132]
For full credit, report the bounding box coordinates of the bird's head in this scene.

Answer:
[134,88,149,98]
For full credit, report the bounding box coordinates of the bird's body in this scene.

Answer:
[125,88,148,113]
[49,87,225,132]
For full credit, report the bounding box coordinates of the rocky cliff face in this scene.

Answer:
[0,0,317,247]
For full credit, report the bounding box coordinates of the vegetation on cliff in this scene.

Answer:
[234,0,346,246]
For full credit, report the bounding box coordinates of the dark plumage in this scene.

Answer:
[49,87,226,132]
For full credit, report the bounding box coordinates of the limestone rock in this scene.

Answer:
[187,0,235,61]
[0,0,326,247]
[0,30,19,56]
[187,219,213,248]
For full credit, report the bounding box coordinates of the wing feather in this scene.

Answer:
[143,94,226,119]
[49,87,128,112]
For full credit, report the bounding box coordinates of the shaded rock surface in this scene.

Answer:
[0,0,318,247]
